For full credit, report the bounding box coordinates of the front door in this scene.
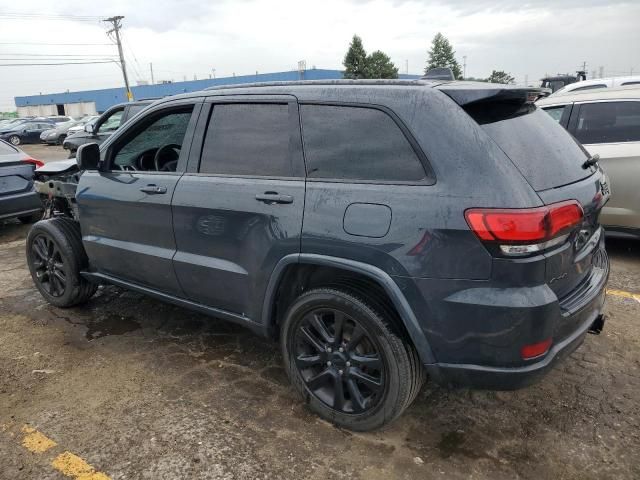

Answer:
[172,98,305,321]
[77,101,201,296]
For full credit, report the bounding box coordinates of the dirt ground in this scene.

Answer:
[0,218,639,479]
[21,144,69,164]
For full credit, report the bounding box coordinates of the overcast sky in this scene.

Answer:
[0,0,638,110]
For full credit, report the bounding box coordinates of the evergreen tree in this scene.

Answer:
[343,35,368,79]
[365,50,399,79]
[486,70,515,84]
[425,33,462,79]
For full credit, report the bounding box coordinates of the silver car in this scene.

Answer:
[537,86,640,238]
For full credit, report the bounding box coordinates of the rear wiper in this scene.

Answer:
[582,154,600,169]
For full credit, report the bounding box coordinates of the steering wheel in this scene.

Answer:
[154,144,181,172]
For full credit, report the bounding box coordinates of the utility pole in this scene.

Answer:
[104,16,132,101]
[462,55,467,80]
[149,62,154,84]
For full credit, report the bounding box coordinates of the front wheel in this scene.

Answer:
[281,288,425,431]
[8,135,21,145]
[26,217,97,307]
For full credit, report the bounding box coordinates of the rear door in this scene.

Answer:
[172,96,305,321]
[568,99,640,230]
[77,99,202,295]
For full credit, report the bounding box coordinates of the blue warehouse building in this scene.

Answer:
[14,68,421,117]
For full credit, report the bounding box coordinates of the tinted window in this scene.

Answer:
[479,106,590,191]
[574,101,640,144]
[126,104,148,119]
[300,105,425,181]
[200,103,292,176]
[112,108,193,171]
[542,105,569,123]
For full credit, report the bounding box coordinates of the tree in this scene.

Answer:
[486,70,515,84]
[425,33,462,79]
[343,35,368,79]
[365,50,399,79]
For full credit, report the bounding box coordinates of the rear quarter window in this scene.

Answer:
[300,104,427,182]
[574,101,640,144]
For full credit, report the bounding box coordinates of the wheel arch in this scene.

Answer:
[262,253,435,364]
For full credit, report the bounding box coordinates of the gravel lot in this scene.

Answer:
[0,148,638,479]
[21,144,69,163]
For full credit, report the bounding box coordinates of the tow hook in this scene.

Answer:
[588,314,605,335]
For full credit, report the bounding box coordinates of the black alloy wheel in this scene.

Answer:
[294,307,385,414]
[30,233,67,297]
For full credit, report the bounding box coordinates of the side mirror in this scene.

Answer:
[84,123,94,134]
[76,143,101,171]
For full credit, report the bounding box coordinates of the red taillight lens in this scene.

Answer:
[465,201,583,245]
[521,338,552,360]
[22,158,44,169]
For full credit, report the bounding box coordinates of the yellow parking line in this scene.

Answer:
[10,424,111,480]
[52,451,111,480]
[606,288,640,304]
[21,425,57,454]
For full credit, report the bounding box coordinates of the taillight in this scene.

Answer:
[521,338,552,360]
[22,158,44,169]
[465,200,583,256]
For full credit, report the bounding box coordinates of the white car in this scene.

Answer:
[552,76,640,96]
[65,116,99,136]
[537,86,640,238]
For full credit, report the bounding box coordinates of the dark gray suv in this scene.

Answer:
[27,80,609,431]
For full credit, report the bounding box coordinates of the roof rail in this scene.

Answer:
[204,79,435,91]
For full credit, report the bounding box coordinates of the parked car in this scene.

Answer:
[46,115,74,124]
[65,116,99,136]
[0,120,55,146]
[552,75,640,96]
[537,86,640,238]
[29,80,609,431]
[40,120,88,145]
[0,139,43,224]
[63,101,152,157]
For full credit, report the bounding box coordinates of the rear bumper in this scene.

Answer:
[418,247,609,390]
[0,190,43,221]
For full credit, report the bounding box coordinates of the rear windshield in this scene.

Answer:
[474,105,592,191]
[0,141,17,155]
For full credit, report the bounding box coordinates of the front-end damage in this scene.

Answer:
[34,160,82,220]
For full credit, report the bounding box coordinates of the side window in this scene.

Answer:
[111,107,193,172]
[300,105,426,182]
[542,105,570,123]
[96,109,124,135]
[574,101,640,144]
[199,103,293,177]
[572,84,606,92]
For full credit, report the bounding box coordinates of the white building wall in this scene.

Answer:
[17,104,57,117]
[64,102,97,117]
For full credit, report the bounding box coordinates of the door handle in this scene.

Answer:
[255,192,294,204]
[140,184,167,194]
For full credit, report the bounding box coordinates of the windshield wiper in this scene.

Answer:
[582,154,600,169]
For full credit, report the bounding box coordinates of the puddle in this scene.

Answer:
[85,313,141,340]
[437,431,467,458]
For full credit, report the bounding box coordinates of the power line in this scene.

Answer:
[0,42,113,46]
[0,61,117,66]
[0,53,118,57]
[0,13,104,22]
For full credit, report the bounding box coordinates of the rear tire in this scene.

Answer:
[8,135,21,146]
[26,217,97,308]
[281,287,425,431]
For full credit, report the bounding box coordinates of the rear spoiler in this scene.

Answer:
[435,82,547,106]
